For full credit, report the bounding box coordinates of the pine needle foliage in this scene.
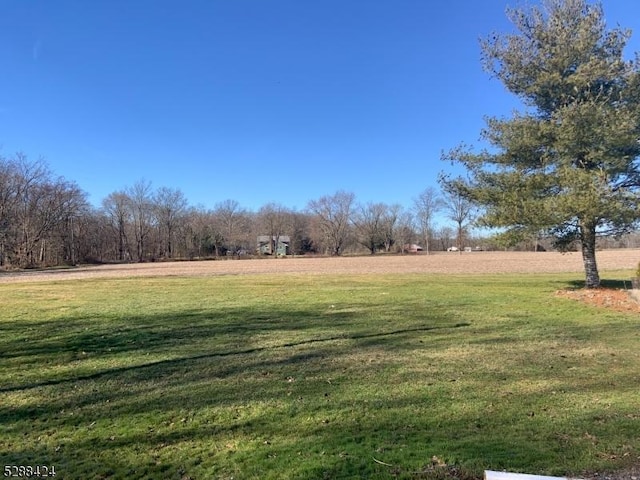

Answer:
[442,0,640,288]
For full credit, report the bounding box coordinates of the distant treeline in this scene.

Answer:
[1,153,638,268]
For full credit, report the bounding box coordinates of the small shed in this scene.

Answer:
[257,235,291,256]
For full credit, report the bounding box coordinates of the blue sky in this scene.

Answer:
[1,1,639,212]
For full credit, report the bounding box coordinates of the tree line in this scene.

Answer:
[1,150,638,269]
[0,153,485,268]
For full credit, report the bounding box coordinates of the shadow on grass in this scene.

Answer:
[2,290,639,479]
[564,278,632,290]
[3,365,631,480]
[0,300,478,478]
[0,320,470,394]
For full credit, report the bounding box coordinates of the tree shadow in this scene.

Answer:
[0,321,469,394]
[2,288,638,479]
[563,278,631,290]
[1,298,476,478]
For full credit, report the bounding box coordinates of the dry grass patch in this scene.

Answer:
[0,249,638,283]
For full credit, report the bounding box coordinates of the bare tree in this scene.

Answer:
[212,199,251,255]
[184,207,221,258]
[352,202,386,254]
[126,180,154,262]
[381,204,401,253]
[10,156,50,266]
[0,154,91,267]
[395,210,416,253]
[442,185,476,252]
[102,191,132,261]
[0,155,21,266]
[74,208,111,263]
[352,202,402,254]
[286,210,314,255]
[307,190,355,256]
[7,156,87,267]
[154,186,188,259]
[50,182,88,265]
[413,187,442,254]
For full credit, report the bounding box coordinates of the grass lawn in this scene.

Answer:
[1,271,639,479]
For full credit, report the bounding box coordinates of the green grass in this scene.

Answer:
[1,272,639,479]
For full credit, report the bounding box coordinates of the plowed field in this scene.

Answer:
[1,249,637,283]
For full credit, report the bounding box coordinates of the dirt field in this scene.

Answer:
[0,249,638,284]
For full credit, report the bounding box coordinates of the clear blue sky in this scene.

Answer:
[1,1,639,212]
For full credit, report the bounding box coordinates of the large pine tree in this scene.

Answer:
[443,0,640,288]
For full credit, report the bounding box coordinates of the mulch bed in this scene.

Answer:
[555,288,640,314]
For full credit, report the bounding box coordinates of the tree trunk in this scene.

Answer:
[167,224,173,258]
[581,222,600,289]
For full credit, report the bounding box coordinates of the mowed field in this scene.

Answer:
[1,249,639,480]
[1,249,638,283]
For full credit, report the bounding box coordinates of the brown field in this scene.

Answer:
[1,248,638,283]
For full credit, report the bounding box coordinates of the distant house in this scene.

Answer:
[257,235,291,256]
